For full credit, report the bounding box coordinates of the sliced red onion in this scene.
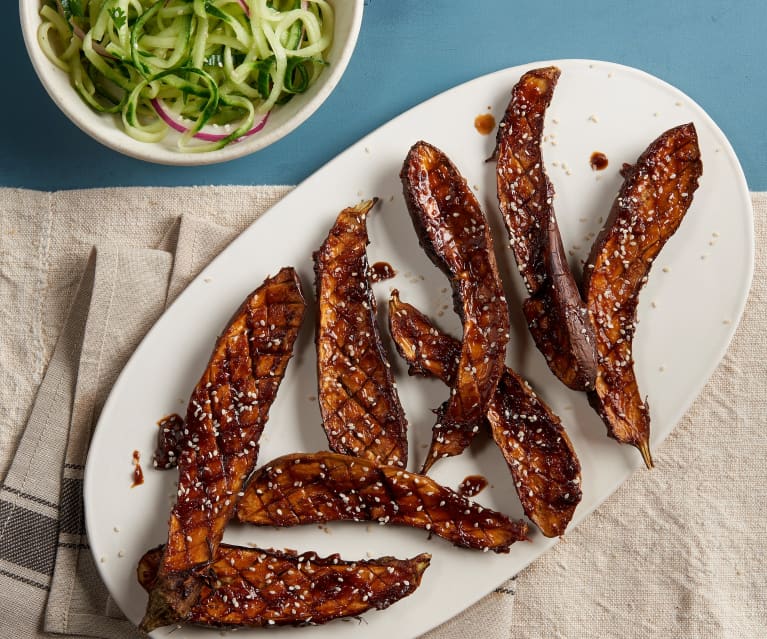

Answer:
[71,22,113,58]
[151,98,269,142]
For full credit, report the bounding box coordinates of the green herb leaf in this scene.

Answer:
[109,6,127,29]
[60,0,85,20]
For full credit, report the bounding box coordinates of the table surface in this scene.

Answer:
[4,0,765,191]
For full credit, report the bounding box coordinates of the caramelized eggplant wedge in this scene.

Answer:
[140,268,306,632]
[485,372,581,537]
[139,544,430,627]
[402,141,510,472]
[314,199,408,467]
[389,292,580,537]
[583,123,702,469]
[236,452,528,552]
[493,66,597,391]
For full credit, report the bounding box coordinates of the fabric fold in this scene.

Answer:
[0,248,96,638]
[45,245,172,638]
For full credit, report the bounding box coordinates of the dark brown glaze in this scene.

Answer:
[388,293,581,537]
[583,123,702,469]
[474,113,496,136]
[236,452,528,553]
[458,475,488,498]
[493,66,598,391]
[369,261,396,282]
[401,141,510,473]
[485,371,581,537]
[132,450,144,487]
[140,268,306,633]
[590,151,609,171]
[138,544,430,627]
[314,200,408,468]
[153,413,184,470]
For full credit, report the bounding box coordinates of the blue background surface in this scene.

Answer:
[3,0,765,190]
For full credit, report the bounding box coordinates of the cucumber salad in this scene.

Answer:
[38,0,334,151]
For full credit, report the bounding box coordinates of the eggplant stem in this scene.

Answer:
[637,439,654,469]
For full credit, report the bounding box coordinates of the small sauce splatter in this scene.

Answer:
[131,450,144,487]
[590,151,609,171]
[370,261,396,282]
[474,113,496,136]
[458,475,488,498]
[154,413,185,470]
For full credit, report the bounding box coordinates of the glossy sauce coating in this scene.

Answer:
[583,123,702,468]
[314,200,408,467]
[458,475,489,498]
[153,413,184,470]
[236,452,528,552]
[474,113,496,135]
[140,268,306,632]
[493,66,597,391]
[590,151,609,171]
[401,141,510,473]
[369,261,396,282]
[138,544,430,627]
[388,292,581,537]
[131,450,144,487]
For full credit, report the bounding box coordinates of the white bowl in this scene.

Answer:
[19,0,364,165]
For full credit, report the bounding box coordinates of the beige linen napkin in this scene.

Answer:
[0,187,764,638]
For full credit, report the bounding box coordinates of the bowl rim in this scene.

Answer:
[19,0,364,166]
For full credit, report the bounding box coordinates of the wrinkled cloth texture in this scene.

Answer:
[0,186,764,638]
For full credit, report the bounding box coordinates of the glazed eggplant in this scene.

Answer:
[583,123,702,468]
[402,141,510,472]
[140,268,306,632]
[485,373,581,537]
[493,66,597,391]
[389,292,580,537]
[138,544,430,627]
[236,451,528,552]
[153,413,184,470]
[314,200,409,467]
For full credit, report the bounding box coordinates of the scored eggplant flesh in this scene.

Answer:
[236,451,528,552]
[314,199,409,467]
[493,66,598,391]
[138,544,430,627]
[583,123,702,469]
[401,141,510,472]
[140,267,306,632]
[388,291,581,537]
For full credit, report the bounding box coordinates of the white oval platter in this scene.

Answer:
[84,59,753,638]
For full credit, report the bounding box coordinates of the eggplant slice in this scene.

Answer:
[236,451,528,552]
[314,199,409,467]
[402,141,510,472]
[140,268,306,632]
[583,123,702,468]
[139,544,430,627]
[389,291,581,537]
[493,66,597,391]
